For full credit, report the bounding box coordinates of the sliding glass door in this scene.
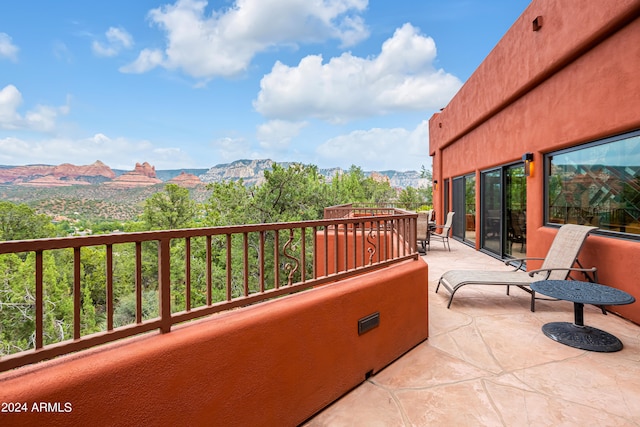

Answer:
[480,164,527,258]
[506,165,527,257]
[452,177,464,239]
[481,169,502,254]
[452,174,476,244]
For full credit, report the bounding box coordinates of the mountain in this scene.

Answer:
[199,159,429,189]
[0,159,428,189]
[199,159,275,186]
[0,160,115,185]
[0,161,205,188]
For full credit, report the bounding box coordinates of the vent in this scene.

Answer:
[533,16,543,31]
[358,312,380,335]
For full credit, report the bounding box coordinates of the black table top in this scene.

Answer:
[531,280,635,306]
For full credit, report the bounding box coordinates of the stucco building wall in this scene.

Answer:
[428,0,640,322]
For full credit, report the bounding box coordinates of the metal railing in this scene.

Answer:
[324,203,410,219]
[0,210,418,372]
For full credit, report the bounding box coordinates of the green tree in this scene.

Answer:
[254,163,331,223]
[398,186,433,210]
[329,165,396,205]
[420,165,433,180]
[398,186,421,209]
[142,184,197,230]
[0,201,56,241]
[205,179,254,226]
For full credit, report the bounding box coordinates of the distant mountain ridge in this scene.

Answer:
[0,159,429,189]
[199,159,429,189]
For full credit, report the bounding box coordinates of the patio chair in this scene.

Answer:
[429,211,455,251]
[436,224,598,311]
[416,210,433,252]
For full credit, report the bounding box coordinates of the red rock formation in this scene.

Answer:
[369,171,390,184]
[0,165,55,183]
[134,162,157,178]
[106,162,162,188]
[168,172,203,187]
[0,161,115,184]
[53,160,116,179]
[16,176,92,187]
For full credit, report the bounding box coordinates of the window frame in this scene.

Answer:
[544,129,640,241]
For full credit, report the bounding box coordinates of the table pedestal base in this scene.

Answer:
[542,322,623,352]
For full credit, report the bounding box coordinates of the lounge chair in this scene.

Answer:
[416,210,433,253]
[429,211,455,251]
[436,224,598,311]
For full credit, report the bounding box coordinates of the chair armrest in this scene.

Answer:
[505,257,544,270]
[527,266,598,282]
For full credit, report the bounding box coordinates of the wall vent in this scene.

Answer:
[358,312,380,335]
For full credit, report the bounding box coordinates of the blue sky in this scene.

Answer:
[0,0,531,171]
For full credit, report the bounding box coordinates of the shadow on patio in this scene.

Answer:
[306,238,640,426]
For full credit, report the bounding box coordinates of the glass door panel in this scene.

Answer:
[465,175,476,244]
[443,178,449,225]
[481,169,502,255]
[452,177,464,239]
[452,174,476,243]
[506,165,527,257]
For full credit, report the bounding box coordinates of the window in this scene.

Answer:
[546,130,640,238]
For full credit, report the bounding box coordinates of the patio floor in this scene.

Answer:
[305,238,640,426]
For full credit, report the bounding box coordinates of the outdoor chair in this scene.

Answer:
[429,211,455,251]
[436,224,598,311]
[508,210,527,253]
[416,210,433,253]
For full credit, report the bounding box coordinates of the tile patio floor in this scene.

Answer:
[306,238,640,426]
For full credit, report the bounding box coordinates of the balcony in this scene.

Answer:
[2,206,639,425]
[307,238,640,425]
[0,206,428,425]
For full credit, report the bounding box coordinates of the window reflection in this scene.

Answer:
[547,132,640,236]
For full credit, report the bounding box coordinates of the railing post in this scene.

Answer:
[35,250,43,350]
[158,238,172,333]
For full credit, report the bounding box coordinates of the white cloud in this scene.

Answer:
[0,85,69,132]
[212,136,260,162]
[0,85,22,127]
[0,133,195,169]
[256,120,307,151]
[24,105,61,132]
[92,27,134,57]
[316,120,431,171]
[122,0,369,79]
[0,33,19,62]
[120,48,164,73]
[254,23,462,123]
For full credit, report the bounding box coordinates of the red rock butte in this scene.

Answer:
[168,171,203,187]
[106,162,162,188]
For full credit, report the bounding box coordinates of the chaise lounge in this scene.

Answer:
[436,224,598,311]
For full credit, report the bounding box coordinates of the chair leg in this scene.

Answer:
[531,290,535,312]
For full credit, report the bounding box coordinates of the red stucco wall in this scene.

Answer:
[315,226,400,275]
[428,0,640,322]
[0,260,428,426]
